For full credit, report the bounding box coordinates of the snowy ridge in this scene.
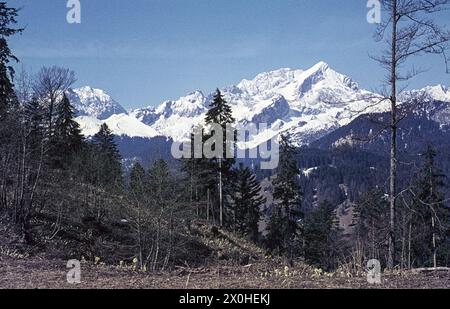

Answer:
[68,86,127,120]
[73,62,449,147]
[76,114,158,138]
[399,84,450,103]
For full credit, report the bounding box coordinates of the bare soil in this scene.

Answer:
[1,255,449,289]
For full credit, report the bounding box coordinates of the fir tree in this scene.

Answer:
[205,89,235,127]
[148,159,172,209]
[92,123,122,187]
[23,96,45,155]
[53,93,83,168]
[410,146,450,268]
[130,162,146,196]
[271,134,302,256]
[93,123,120,161]
[204,89,236,227]
[0,2,23,117]
[303,201,341,270]
[181,128,217,221]
[351,189,389,264]
[230,164,266,243]
[266,205,285,255]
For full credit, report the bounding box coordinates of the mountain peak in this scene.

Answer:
[400,84,450,103]
[68,86,127,120]
[311,61,330,71]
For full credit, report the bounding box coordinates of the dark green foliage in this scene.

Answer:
[204,89,236,227]
[205,89,235,128]
[230,164,266,242]
[351,189,389,265]
[408,146,450,267]
[181,129,217,221]
[303,201,341,270]
[129,162,146,196]
[92,123,122,187]
[265,206,285,255]
[0,2,22,116]
[148,159,172,204]
[23,97,45,155]
[52,94,83,168]
[267,134,302,256]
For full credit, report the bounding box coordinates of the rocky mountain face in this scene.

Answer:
[70,62,449,172]
[73,62,392,145]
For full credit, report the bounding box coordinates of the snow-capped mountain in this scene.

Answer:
[125,61,387,146]
[129,91,207,141]
[76,114,159,138]
[400,84,449,103]
[67,86,127,120]
[399,84,450,127]
[73,62,449,148]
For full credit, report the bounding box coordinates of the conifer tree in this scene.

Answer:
[266,206,284,254]
[148,159,172,205]
[92,123,122,187]
[204,89,236,227]
[0,2,23,117]
[205,89,235,126]
[94,123,120,160]
[303,201,341,270]
[24,97,45,155]
[181,128,216,221]
[271,134,302,256]
[53,94,83,168]
[409,146,450,268]
[351,189,389,264]
[130,162,146,196]
[230,164,266,242]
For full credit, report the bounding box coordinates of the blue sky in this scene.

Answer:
[10,0,450,109]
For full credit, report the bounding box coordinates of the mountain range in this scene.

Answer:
[69,61,450,206]
[72,61,449,158]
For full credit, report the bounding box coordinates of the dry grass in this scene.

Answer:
[1,254,449,289]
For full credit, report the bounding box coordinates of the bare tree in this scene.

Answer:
[373,0,450,269]
[33,66,76,138]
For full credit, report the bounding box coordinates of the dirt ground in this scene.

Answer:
[1,255,449,289]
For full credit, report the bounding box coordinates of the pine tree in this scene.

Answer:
[204,89,236,227]
[303,201,341,270]
[0,2,23,117]
[266,206,285,255]
[271,134,302,256]
[409,146,450,268]
[52,93,83,168]
[92,123,122,187]
[181,128,216,221]
[148,159,171,203]
[94,123,120,160]
[230,164,266,243]
[130,162,146,196]
[351,189,389,264]
[205,89,235,126]
[23,97,45,155]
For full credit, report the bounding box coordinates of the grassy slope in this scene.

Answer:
[1,222,449,289]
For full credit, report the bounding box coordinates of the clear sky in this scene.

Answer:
[9,0,450,109]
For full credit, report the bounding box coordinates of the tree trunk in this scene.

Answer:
[408,221,412,269]
[432,215,437,268]
[206,189,210,223]
[219,159,223,227]
[388,0,398,270]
